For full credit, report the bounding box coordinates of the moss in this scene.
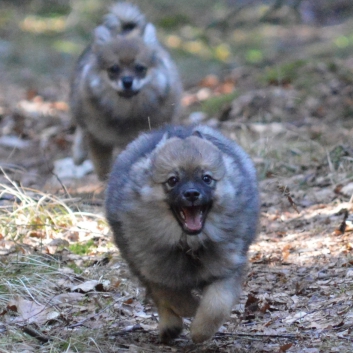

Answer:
[67,262,84,274]
[200,91,239,117]
[69,239,95,255]
[157,14,190,29]
[262,59,307,85]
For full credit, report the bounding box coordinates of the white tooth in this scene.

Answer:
[180,211,185,220]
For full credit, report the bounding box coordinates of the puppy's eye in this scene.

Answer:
[166,176,179,188]
[202,174,213,185]
[135,64,147,74]
[107,64,120,74]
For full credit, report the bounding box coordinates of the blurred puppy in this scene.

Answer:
[70,2,182,180]
[105,125,259,343]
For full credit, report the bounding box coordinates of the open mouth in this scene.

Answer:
[173,205,210,235]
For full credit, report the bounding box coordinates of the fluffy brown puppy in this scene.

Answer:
[70,2,182,180]
[105,125,259,343]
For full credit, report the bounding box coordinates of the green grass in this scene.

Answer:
[261,59,307,85]
[69,239,95,255]
[200,91,239,117]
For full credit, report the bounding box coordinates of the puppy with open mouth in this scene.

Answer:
[105,125,259,343]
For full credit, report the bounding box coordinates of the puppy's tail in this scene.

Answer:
[103,2,146,35]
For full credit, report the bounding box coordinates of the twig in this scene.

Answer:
[89,337,103,353]
[261,0,303,22]
[22,325,50,343]
[277,184,300,214]
[50,169,72,200]
[67,300,116,329]
[42,148,72,200]
[18,278,42,306]
[109,324,145,336]
[214,332,297,340]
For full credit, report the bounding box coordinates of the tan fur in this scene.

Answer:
[191,277,241,343]
[148,286,199,342]
[152,137,226,184]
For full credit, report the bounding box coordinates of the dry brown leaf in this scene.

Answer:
[279,343,293,352]
[259,301,270,314]
[27,231,45,239]
[198,74,220,88]
[244,293,259,314]
[123,298,134,305]
[282,244,293,261]
[7,295,59,325]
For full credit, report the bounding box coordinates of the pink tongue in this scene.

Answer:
[183,207,202,231]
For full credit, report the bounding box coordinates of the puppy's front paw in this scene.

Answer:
[190,321,214,343]
[160,325,182,343]
[158,307,183,343]
[190,278,240,343]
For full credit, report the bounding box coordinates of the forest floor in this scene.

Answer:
[1,65,352,352]
[1,6,353,353]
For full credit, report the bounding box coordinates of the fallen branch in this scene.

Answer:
[214,332,297,340]
[109,324,145,336]
[22,325,50,343]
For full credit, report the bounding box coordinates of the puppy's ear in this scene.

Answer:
[150,132,171,165]
[150,132,169,178]
[102,14,120,31]
[143,23,158,46]
[93,25,112,46]
[155,132,169,150]
[192,130,204,139]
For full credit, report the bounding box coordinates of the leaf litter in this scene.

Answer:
[1,126,352,353]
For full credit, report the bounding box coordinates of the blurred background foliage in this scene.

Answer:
[1,0,353,91]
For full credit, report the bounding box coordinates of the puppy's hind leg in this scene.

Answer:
[72,126,88,165]
[149,287,198,343]
[86,133,114,181]
[190,276,242,343]
[158,305,183,343]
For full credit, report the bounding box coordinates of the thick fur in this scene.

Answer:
[105,125,259,343]
[70,2,182,180]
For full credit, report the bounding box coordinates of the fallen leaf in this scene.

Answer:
[7,295,59,325]
[50,292,84,304]
[284,311,307,324]
[259,301,270,314]
[279,342,293,352]
[71,280,102,293]
[123,298,134,305]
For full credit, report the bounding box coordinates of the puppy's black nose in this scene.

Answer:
[122,76,133,89]
[183,189,200,202]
